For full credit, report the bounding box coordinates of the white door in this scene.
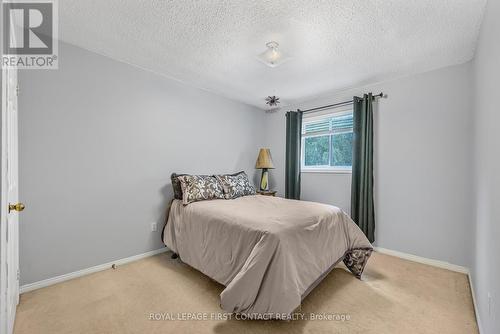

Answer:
[0,65,22,334]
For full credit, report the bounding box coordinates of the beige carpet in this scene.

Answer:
[14,251,478,334]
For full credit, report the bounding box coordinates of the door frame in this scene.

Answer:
[1,65,20,334]
[0,66,11,334]
[0,2,8,331]
[0,4,20,332]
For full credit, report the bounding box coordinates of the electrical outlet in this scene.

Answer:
[151,222,158,232]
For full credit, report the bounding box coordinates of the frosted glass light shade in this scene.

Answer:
[256,41,289,68]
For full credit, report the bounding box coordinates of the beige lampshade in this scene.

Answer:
[255,148,275,169]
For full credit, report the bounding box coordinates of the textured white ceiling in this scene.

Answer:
[59,0,486,109]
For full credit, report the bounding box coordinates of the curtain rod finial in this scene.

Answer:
[372,92,385,99]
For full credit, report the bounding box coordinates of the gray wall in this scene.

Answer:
[18,42,264,285]
[264,62,475,268]
[473,0,500,332]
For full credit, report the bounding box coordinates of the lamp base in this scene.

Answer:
[260,168,269,191]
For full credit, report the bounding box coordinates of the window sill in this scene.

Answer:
[301,169,352,174]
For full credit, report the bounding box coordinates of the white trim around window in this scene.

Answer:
[301,167,352,174]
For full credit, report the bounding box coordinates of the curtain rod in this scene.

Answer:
[299,92,384,114]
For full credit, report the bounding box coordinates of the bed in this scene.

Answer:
[162,193,372,318]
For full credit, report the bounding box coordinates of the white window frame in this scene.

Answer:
[301,105,353,174]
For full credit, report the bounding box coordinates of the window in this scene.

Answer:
[301,108,353,173]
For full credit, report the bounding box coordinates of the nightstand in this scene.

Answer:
[257,190,277,197]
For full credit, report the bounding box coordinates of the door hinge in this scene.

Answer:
[16,84,20,96]
[17,269,20,281]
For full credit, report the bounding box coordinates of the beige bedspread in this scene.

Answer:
[163,195,372,318]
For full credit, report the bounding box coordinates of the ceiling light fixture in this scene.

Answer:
[257,41,289,68]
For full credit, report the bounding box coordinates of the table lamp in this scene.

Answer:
[255,148,275,191]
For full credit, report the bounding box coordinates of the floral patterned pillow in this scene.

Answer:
[171,173,188,200]
[178,175,225,205]
[216,171,256,199]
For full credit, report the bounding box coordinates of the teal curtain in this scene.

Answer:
[351,94,375,243]
[285,111,303,199]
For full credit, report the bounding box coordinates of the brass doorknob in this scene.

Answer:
[9,203,25,213]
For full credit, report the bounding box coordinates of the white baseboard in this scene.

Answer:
[20,247,168,294]
[373,246,481,333]
[373,247,469,273]
[467,271,483,334]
